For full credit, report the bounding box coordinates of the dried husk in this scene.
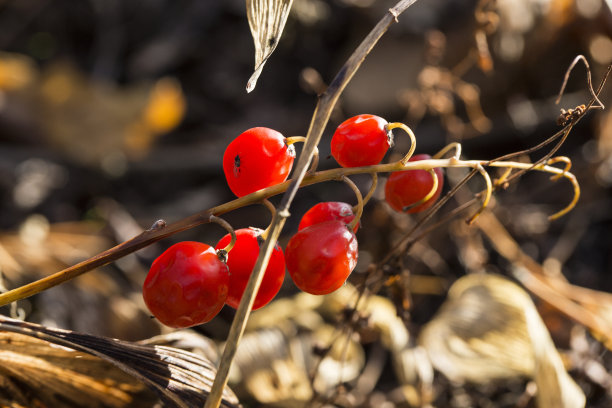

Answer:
[419,273,585,408]
[0,316,239,408]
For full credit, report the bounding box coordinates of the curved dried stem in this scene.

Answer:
[386,122,417,165]
[555,55,604,110]
[489,159,580,220]
[494,167,512,187]
[377,168,478,267]
[210,215,236,257]
[546,156,572,181]
[466,163,492,225]
[402,169,439,212]
[360,172,378,207]
[259,199,277,240]
[527,161,580,220]
[0,155,582,309]
[548,172,580,220]
[342,176,364,231]
[433,141,462,160]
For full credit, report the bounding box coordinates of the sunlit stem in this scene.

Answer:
[210,215,236,256]
[401,169,438,212]
[556,55,605,110]
[343,176,363,231]
[360,172,378,207]
[494,167,513,187]
[0,157,582,309]
[386,122,417,165]
[433,142,462,160]
[466,164,492,225]
[0,273,25,320]
[286,136,319,174]
[259,199,276,240]
[547,171,580,220]
[546,156,572,181]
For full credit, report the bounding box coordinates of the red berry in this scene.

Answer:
[331,114,391,167]
[286,221,358,295]
[384,154,444,213]
[143,241,229,328]
[215,228,285,310]
[298,201,359,233]
[223,127,296,197]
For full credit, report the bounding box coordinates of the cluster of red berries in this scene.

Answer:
[330,114,444,213]
[143,114,444,328]
[143,227,286,328]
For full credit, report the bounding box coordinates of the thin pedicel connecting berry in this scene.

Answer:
[215,227,285,310]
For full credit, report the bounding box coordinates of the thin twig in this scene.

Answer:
[0,156,577,307]
[555,55,604,109]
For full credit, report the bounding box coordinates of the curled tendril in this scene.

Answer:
[467,163,492,225]
[546,156,572,181]
[359,172,378,208]
[494,167,512,188]
[386,122,417,165]
[531,163,580,221]
[548,172,580,220]
[556,55,604,110]
[341,176,363,231]
[401,168,439,212]
[433,142,462,160]
[260,199,277,240]
[209,215,236,254]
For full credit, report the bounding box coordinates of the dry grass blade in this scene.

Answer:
[0,331,155,407]
[246,0,294,92]
[0,316,239,408]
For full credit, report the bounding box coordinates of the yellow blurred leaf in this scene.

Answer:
[0,52,36,91]
[142,77,185,134]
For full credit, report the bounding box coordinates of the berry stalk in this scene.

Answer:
[0,156,579,308]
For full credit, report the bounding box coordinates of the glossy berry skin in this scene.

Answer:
[298,201,359,233]
[331,114,391,167]
[384,154,444,213]
[215,228,285,310]
[143,241,229,328]
[286,221,358,295]
[223,127,295,197]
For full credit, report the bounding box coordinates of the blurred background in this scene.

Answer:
[1,0,612,406]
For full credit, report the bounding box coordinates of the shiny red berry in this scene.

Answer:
[384,153,444,213]
[215,228,285,310]
[298,201,359,233]
[143,241,229,328]
[331,114,391,167]
[223,127,295,197]
[286,220,358,295]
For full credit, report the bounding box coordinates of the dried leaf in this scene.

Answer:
[419,273,585,408]
[246,0,293,92]
[0,331,154,407]
[0,316,239,408]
